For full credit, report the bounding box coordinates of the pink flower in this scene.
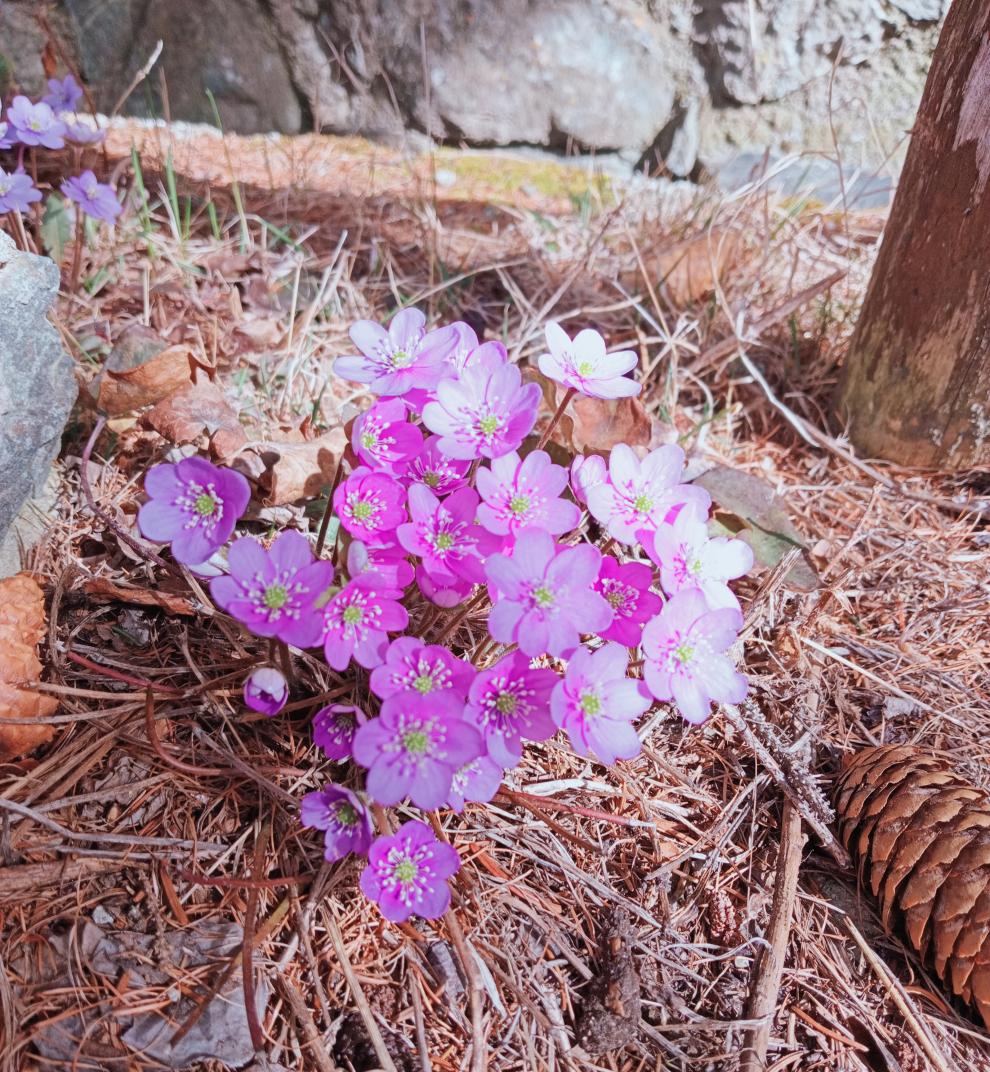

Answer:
[447,755,503,813]
[360,821,460,922]
[485,529,612,657]
[369,637,474,700]
[352,398,424,471]
[335,308,455,397]
[539,322,641,399]
[570,454,607,506]
[321,576,409,671]
[334,468,406,544]
[346,540,413,595]
[593,556,663,647]
[641,591,746,725]
[397,484,500,586]
[402,435,471,496]
[243,667,288,716]
[313,704,365,761]
[422,360,541,460]
[415,566,474,608]
[551,643,649,763]
[476,450,581,539]
[587,444,710,545]
[650,510,753,610]
[301,785,373,862]
[439,324,509,379]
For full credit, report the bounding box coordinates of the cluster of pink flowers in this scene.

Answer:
[138,309,752,923]
[0,75,119,222]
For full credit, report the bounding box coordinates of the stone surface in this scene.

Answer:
[0,232,76,559]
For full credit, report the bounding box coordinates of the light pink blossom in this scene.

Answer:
[539,322,640,399]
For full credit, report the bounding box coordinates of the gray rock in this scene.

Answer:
[0,232,76,554]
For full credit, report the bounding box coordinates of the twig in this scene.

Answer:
[280,974,339,1072]
[68,650,182,695]
[242,820,271,1054]
[536,386,576,451]
[110,39,164,118]
[741,800,806,1071]
[144,688,226,777]
[444,908,487,1072]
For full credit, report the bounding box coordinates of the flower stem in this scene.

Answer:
[68,210,84,294]
[536,386,576,450]
[315,460,346,559]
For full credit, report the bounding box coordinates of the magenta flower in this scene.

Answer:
[447,755,503,813]
[360,821,461,923]
[43,75,84,113]
[550,643,649,764]
[209,531,333,648]
[346,540,413,595]
[0,169,42,214]
[313,704,365,761]
[301,785,373,862]
[61,171,121,223]
[352,398,424,471]
[641,590,746,725]
[7,96,65,148]
[352,690,482,809]
[415,565,473,608]
[587,444,710,544]
[476,450,581,539]
[650,510,753,610]
[321,576,409,671]
[334,467,406,544]
[539,323,641,399]
[369,637,474,701]
[138,457,250,565]
[243,666,288,716]
[403,435,471,496]
[485,529,612,657]
[463,651,558,766]
[570,454,607,506]
[594,556,664,647]
[422,359,541,460]
[335,308,455,397]
[397,484,500,586]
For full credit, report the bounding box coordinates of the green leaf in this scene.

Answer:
[41,193,71,263]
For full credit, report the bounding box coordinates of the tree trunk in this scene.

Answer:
[836,0,990,470]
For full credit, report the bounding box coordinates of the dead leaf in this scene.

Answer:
[142,377,248,462]
[562,392,652,452]
[694,465,819,592]
[254,429,347,506]
[82,577,200,616]
[0,573,57,761]
[641,228,742,305]
[97,327,199,415]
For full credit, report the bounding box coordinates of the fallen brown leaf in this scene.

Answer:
[142,377,248,462]
[0,573,57,761]
[97,327,199,416]
[82,577,200,616]
[562,392,652,453]
[254,429,347,506]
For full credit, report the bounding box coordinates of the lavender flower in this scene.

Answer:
[422,360,541,460]
[301,785,373,862]
[403,435,471,496]
[313,704,365,761]
[641,590,747,725]
[586,444,710,544]
[463,651,558,766]
[476,450,581,539]
[352,398,424,471]
[138,457,250,565]
[6,96,66,148]
[244,666,288,716]
[43,75,84,113]
[346,540,413,595]
[550,643,649,764]
[64,120,106,145]
[333,468,406,544]
[321,576,409,671]
[0,169,42,214]
[539,323,641,399]
[0,123,14,151]
[569,454,607,506]
[61,171,122,223]
[447,755,503,813]
[369,637,474,701]
[209,530,333,648]
[360,820,461,922]
[594,556,664,647]
[650,510,753,610]
[415,565,473,608]
[485,528,612,657]
[352,690,482,809]
[398,484,500,587]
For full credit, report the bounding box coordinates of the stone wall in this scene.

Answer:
[0,0,948,177]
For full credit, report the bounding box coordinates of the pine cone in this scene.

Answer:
[834,745,990,1028]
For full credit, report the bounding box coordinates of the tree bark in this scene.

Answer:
[836,0,990,470]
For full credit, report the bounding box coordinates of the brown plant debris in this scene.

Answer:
[575,907,642,1054]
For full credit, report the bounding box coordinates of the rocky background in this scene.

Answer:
[2,0,948,178]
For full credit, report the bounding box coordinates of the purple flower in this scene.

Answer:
[650,510,753,610]
[551,643,649,764]
[352,398,424,471]
[209,530,333,648]
[476,450,581,539]
[485,528,612,657]
[594,556,663,647]
[463,651,557,766]
[397,484,499,586]
[335,308,455,397]
[360,820,460,922]
[369,637,474,701]
[321,576,409,671]
[7,96,66,148]
[587,444,710,545]
[64,120,106,145]
[346,540,413,595]
[415,566,474,608]
[313,704,365,761]
[422,360,541,460]
[0,123,14,151]
[0,169,42,214]
[403,435,470,496]
[447,755,503,813]
[539,323,641,399]
[570,454,607,506]
[641,590,746,725]
[43,75,84,113]
[352,690,482,809]
[61,171,122,223]
[138,457,250,565]
[301,785,373,862]
[334,467,406,544]
[244,666,288,716]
